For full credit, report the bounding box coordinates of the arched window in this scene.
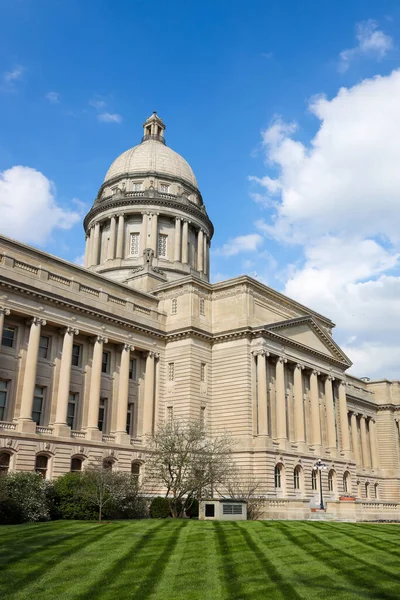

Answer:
[71,457,83,472]
[274,464,282,489]
[365,482,370,499]
[374,483,379,499]
[131,462,141,481]
[293,466,302,490]
[0,452,10,476]
[328,469,336,492]
[103,458,114,471]
[312,470,317,491]
[35,455,48,479]
[343,471,351,494]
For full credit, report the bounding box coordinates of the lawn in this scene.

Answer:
[0,520,400,600]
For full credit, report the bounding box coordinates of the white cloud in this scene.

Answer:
[46,91,60,104]
[97,112,122,124]
[339,20,393,72]
[251,69,400,379]
[89,99,107,110]
[214,233,264,257]
[3,65,24,83]
[0,166,81,245]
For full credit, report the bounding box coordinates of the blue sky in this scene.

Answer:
[2,0,400,377]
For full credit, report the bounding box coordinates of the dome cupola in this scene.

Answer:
[83,112,213,291]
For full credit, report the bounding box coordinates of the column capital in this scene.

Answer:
[338,379,347,387]
[175,216,182,222]
[252,349,270,357]
[111,213,118,220]
[122,343,135,353]
[29,317,46,327]
[325,374,335,381]
[91,335,108,344]
[62,327,79,336]
[311,369,320,376]
[0,307,10,316]
[295,363,304,370]
[118,212,125,218]
[278,356,287,364]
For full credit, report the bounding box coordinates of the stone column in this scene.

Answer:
[207,240,210,278]
[255,350,268,436]
[143,351,157,436]
[85,229,93,267]
[140,212,149,255]
[197,229,204,272]
[114,344,134,443]
[18,317,46,431]
[107,215,117,261]
[150,213,158,255]
[325,376,336,449]
[275,357,287,441]
[369,418,380,469]
[203,234,208,275]
[92,222,100,266]
[174,218,182,262]
[293,363,305,443]
[54,327,79,435]
[84,234,90,268]
[310,370,321,447]
[360,415,370,468]
[116,213,125,259]
[182,220,189,264]
[86,335,108,440]
[338,381,351,452]
[0,308,10,352]
[350,412,360,466]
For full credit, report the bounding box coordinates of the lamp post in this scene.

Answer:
[313,458,327,510]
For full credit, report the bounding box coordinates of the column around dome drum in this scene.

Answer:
[116,214,125,259]
[182,220,189,264]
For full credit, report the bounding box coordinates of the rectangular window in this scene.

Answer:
[71,344,82,367]
[130,232,140,256]
[38,336,50,360]
[32,386,45,425]
[167,406,173,425]
[126,403,134,435]
[160,184,169,193]
[0,380,9,421]
[205,504,215,517]
[222,504,243,515]
[98,399,107,431]
[2,326,16,348]
[129,358,137,381]
[102,351,110,374]
[199,298,205,316]
[200,363,206,383]
[67,392,78,429]
[158,234,167,258]
[171,298,177,315]
[132,182,142,192]
[168,362,175,382]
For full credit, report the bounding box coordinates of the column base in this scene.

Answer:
[86,428,103,441]
[16,419,37,433]
[53,424,72,438]
[114,432,131,445]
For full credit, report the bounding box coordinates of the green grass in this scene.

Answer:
[1,520,400,600]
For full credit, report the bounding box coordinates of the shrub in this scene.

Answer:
[53,472,97,520]
[150,496,171,518]
[0,472,52,523]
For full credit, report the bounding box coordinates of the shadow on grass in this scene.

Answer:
[321,523,400,559]
[277,522,400,600]
[214,521,246,600]
[1,523,123,597]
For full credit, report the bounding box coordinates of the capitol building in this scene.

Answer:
[1,112,400,520]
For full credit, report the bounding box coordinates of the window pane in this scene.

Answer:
[129,358,137,380]
[158,234,167,258]
[67,399,76,429]
[38,336,50,359]
[130,233,140,256]
[2,327,15,348]
[71,458,82,472]
[72,344,81,367]
[102,352,109,374]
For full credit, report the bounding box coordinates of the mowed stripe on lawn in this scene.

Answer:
[0,520,400,600]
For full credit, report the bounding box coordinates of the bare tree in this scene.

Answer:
[144,419,236,518]
[223,473,265,520]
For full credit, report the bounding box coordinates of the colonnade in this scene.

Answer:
[0,309,158,440]
[85,212,210,274]
[253,350,351,452]
[350,411,379,469]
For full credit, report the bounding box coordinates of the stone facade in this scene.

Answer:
[1,112,400,520]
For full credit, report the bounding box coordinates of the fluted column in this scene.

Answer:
[360,415,370,467]
[0,308,10,352]
[54,327,79,434]
[18,318,46,429]
[92,222,100,266]
[182,220,189,263]
[174,218,182,262]
[369,418,380,469]
[115,344,134,442]
[325,376,336,449]
[338,381,351,451]
[350,412,360,466]
[84,234,90,268]
[310,370,321,446]
[197,229,204,272]
[107,215,117,261]
[275,357,287,440]
[150,213,158,255]
[293,363,305,443]
[143,351,157,436]
[255,350,268,435]
[140,212,149,255]
[116,213,125,259]
[203,234,208,275]
[86,336,108,438]
[86,229,93,267]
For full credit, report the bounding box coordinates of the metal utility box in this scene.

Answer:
[199,499,247,521]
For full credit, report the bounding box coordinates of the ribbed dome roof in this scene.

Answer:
[104,139,198,189]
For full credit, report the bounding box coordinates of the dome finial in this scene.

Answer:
[142,112,166,145]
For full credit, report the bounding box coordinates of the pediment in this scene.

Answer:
[263,317,352,366]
